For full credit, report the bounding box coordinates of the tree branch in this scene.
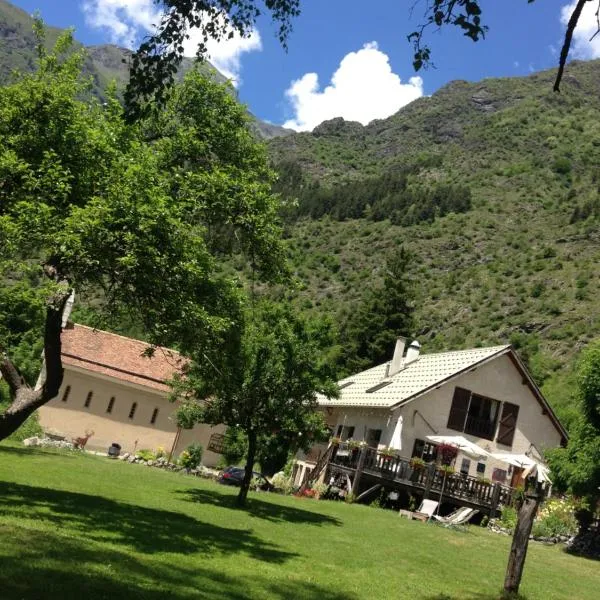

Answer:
[0,349,25,396]
[555,0,590,92]
[41,287,72,400]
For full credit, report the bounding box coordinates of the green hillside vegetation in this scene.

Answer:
[269,61,600,428]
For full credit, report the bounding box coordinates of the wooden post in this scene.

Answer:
[168,426,182,464]
[423,463,435,500]
[490,483,502,519]
[350,445,367,497]
[503,485,542,595]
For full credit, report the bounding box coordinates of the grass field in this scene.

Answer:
[0,444,598,600]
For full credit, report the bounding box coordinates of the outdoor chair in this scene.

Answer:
[433,506,478,527]
[411,499,439,522]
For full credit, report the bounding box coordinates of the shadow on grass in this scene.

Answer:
[178,487,342,526]
[0,444,77,458]
[426,593,528,600]
[0,481,294,563]
[0,524,355,600]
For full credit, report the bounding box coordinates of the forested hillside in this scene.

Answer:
[269,60,600,425]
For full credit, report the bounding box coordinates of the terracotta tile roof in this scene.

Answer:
[318,345,511,409]
[61,324,185,393]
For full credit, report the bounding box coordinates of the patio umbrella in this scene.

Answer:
[390,416,403,451]
[426,435,491,460]
[490,453,552,484]
[425,435,491,517]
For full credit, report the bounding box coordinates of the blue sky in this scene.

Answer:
[9,1,599,130]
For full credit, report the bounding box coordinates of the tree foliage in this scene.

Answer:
[124,0,590,116]
[547,340,600,517]
[174,301,338,504]
[125,0,300,119]
[276,162,471,225]
[337,246,414,376]
[0,25,285,440]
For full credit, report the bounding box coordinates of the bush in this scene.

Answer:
[178,443,203,469]
[533,497,579,538]
[270,472,295,494]
[500,505,518,532]
[135,449,156,461]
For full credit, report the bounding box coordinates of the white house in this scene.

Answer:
[294,338,567,488]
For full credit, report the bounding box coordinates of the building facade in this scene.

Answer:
[38,324,224,466]
[294,339,567,488]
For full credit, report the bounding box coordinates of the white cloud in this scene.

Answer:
[560,1,600,59]
[282,42,424,132]
[81,0,261,84]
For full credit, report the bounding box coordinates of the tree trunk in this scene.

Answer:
[0,284,71,441]
[237,429,257,507]
[504,489,541,595]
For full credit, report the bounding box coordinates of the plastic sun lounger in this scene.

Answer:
[434,507,478,527]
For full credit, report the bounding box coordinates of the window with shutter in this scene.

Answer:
[497,402,520,446]
[447,387,471,432]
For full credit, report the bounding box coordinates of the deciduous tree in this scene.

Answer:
[0,25,285,441]
[174,301,338,505]
[547,339,600,522]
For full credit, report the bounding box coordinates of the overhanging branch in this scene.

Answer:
[554,0,592,91]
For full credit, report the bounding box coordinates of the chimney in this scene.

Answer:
[404,340,421,366]
[388,337,407,377]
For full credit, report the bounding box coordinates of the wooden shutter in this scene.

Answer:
[497,402,520,446]
[447,387,471,432]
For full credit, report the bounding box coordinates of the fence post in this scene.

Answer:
[423,464,435,500]
[490,483,502,518]
[350,445,368,497]
[503,483,542,595]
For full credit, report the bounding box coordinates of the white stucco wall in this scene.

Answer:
[323,354,563,481]
[38,366,223,467]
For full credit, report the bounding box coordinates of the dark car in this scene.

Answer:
[218,466,273,491]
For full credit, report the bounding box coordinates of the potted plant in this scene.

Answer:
[330,436,341,447]
[379,446,396,463]
[436,443,458,466]
[409,456,426,470]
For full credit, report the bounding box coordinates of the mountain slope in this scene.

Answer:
[269,60,600,422]
[0,0,291,139]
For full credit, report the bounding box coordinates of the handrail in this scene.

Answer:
[329,445,515,508]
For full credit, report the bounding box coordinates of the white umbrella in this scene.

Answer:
[426,435,490,460]
[425,435,490,517]
[390,416,403,451]
[490,453,552,484]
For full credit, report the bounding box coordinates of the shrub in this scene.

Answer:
[500,505,518,532]
[532,497,579,538]
[179,443,203,469]
[271,472,295,495]
[135,449,156,461]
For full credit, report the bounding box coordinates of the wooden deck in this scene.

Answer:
[322,444,515,516]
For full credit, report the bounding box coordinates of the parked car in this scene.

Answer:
[218,466,273,491]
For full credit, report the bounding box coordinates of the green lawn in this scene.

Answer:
[0,444,597,600]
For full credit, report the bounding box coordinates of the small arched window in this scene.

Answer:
[61,385,71,402]
[150,408,159,425]
[106,397,115,414]
[84,391,93,408]
[128,402,137,420]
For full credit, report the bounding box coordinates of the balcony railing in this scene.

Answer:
[328,443,514,510]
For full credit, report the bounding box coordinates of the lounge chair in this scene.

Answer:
[411,499,439,522]
[434,506,478,527]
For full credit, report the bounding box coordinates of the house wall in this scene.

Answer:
[37,366,224,467]
[324,354,563,481]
